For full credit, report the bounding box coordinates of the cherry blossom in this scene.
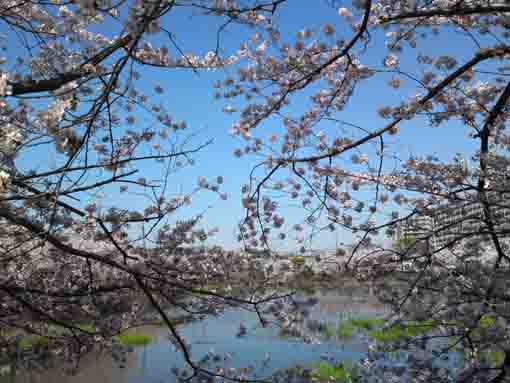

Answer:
[2,0,510,381]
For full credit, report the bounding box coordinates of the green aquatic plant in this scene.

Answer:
[309,361,359,383]
[114,334,153,346]
[335,317,385,338]
[152,315,195,327]
[349,318,385,331]
[367,320,435,343]
[337,321,355,338]
[321,324,335,339]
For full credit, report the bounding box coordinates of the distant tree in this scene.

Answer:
[289,256,306,270]
[393,235,417,254]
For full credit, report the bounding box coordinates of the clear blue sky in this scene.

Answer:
[12,1,486,250]
[133,2,481,250]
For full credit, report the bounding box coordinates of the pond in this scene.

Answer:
[3,281,463,383]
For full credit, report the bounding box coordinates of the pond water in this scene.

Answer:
[3,281,461,383]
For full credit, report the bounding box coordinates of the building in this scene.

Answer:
[398,191,510,251]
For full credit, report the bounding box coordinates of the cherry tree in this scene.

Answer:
[217,0,510,381]
[2,0,510,381]
[0,0,290,378]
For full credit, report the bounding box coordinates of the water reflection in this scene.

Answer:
[5,281,415,383]
[5,350,137,383]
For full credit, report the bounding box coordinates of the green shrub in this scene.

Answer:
[17,335,50,351]
[479,315,497,328]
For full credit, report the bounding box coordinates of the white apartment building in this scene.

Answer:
[398,191,510,251]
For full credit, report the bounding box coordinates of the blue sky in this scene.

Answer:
[130,2,482,250]
[10,1,489,250]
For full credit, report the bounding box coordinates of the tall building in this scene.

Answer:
[397,191,510,251]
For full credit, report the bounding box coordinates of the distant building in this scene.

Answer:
[397,191,510,252]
